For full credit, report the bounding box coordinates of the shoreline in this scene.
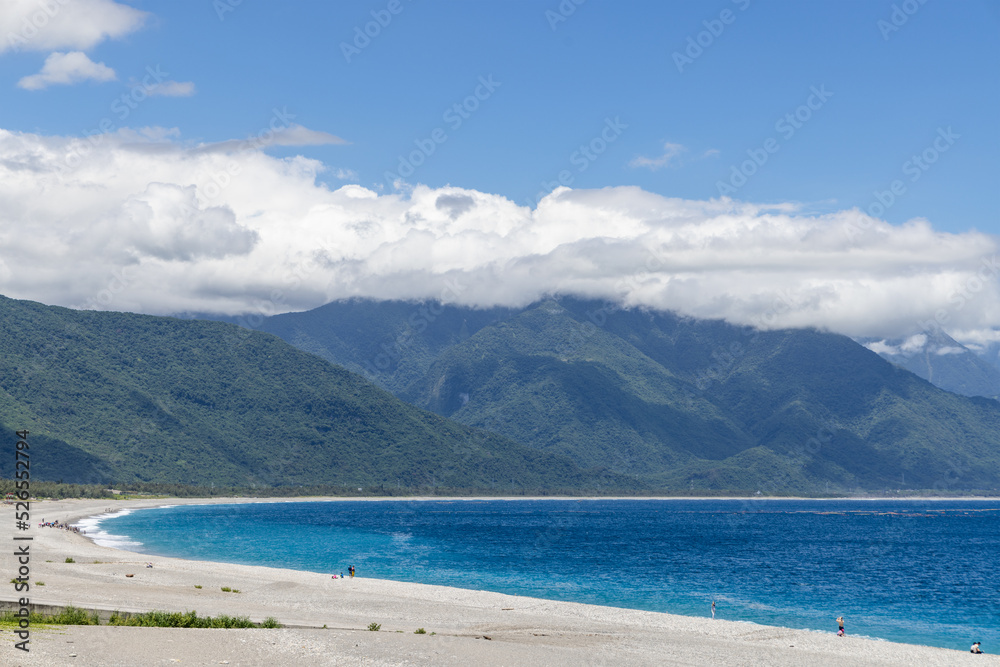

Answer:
[3,498,995,666]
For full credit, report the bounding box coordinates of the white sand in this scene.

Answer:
[2,497,996,666]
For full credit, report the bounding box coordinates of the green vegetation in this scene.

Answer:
[194,585,202,589]
[0,606,279,629]
[414,628,426,634]
[262,297,1000,494]
[0,294,629,493]
[0,606,98,626]
[220,586,231,592]
[6,290,1000,495]
[367,622,381,632]
[108,610,258,628]
[64,557,75,563]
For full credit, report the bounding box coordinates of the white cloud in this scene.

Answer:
[17,51,116,90]
[899,334,927,354]
[146,80,196,98]
[629,142,686,170]
[1,0,147,54]
[865,341,898,356]
[1,125,999,342]
[332,168,358,181]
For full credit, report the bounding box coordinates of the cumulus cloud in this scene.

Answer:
[1,0,147,54]
[0,125,999,342]
[17,51,116,89]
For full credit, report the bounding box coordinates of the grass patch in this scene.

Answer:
[64,557,75,563]
[35,582,44,586]
[1,606,100,627]
[0,607,280,629]
[220,586,231,592]
[108,610,259,628]
[414,628,426,634]
[367,622,381,632]
[194,585,202,589]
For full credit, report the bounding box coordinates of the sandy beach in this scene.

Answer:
[1,497,996,666]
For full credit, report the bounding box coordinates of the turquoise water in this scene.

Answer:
[85,499,1000,652]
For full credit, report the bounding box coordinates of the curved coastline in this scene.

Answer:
[3,497,994,666]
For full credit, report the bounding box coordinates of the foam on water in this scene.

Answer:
[75,509,144,549]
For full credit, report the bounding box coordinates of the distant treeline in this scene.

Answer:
[1,478,996,500]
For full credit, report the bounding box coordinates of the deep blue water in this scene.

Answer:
[84,499,1000,652]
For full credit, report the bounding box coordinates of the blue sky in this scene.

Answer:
[2,0,996,231]
[0,0,999,341]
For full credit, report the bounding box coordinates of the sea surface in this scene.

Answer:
[82,498,1000,652]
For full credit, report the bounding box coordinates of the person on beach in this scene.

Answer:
[349,565,355,578]
[971,642,983,654]
[711,601,716,619]
[837,616,845,636]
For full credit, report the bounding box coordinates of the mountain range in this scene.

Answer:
[258,297,1000,493]
[0,294,626,493]
[860,329,1000,400]
[2,292,999,494]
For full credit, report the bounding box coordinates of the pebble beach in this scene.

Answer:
[2,497,996,666]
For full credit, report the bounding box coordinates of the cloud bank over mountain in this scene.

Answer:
[0,126,997,342]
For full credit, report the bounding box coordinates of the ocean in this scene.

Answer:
[81,498,1000,652]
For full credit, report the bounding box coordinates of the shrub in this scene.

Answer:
[194,585,202,589]
[367,622,381,632]
[64,557,75,563]
[260,617,281,628]
[221,586,232,592]
[414,628,426,634]
[49,606,99,625]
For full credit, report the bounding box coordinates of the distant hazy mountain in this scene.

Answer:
[258,297,1000,493]
[0,294,627,492]
[860,330,1000,399]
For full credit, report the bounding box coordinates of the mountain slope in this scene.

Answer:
[860,330,1000,399]
[0,295,631,492]
[258,297,1000,493]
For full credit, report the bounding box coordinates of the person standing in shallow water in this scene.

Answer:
[837,616,845,636]
[711,600,716,619]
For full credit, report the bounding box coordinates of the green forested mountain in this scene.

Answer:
[0,295,630,492]
[259,297,1000,493]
